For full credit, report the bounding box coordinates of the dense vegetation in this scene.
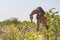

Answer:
[0,8,60,40]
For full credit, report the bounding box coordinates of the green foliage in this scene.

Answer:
[0,8,60,40]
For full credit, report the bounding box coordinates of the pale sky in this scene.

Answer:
[0,0,60,21]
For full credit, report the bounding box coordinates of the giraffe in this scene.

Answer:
[30,7,49,31]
